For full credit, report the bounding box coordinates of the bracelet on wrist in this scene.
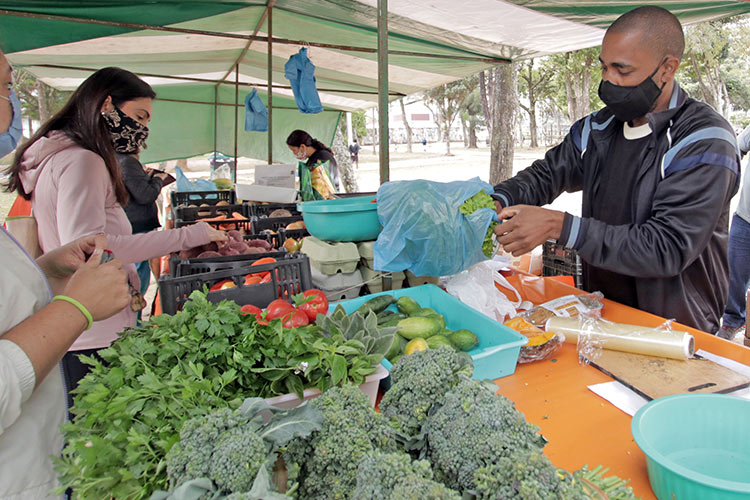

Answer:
[52,295,93,330]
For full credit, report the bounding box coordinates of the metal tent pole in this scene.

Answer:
[267,3,274,164]
[378,0,392,292]
[377,0,389,185]
[234,64,239,183]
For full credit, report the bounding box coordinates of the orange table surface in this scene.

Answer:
[493,277,750,500]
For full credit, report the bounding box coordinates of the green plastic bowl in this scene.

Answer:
[297,195,380,242]
[632,393,750,500]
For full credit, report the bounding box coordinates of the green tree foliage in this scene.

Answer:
[424,78,474,155]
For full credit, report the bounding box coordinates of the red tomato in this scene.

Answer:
[244,274,262,286]
[250,257,277,280]
[297,289,329,322]
[265,299,294,320]
[281,309,309,328]
[209,279,235,292]
[240,304,262,318]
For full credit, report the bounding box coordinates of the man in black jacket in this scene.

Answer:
[493,6,740,333]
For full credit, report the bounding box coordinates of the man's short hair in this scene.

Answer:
[607,6,685,61]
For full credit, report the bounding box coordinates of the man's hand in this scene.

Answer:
[494,205,565,256]
[36,234,108,293]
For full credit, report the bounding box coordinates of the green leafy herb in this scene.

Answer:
[460,190,498,257]
[54,291,378,499]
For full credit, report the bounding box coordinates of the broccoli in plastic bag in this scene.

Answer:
[373,178,497,277]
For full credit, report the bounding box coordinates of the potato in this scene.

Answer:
[269,208,293,218]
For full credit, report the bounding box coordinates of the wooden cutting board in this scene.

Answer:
[581,349,750,400]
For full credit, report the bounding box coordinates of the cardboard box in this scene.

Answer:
[235,183,297,203]
[254,163,296,189]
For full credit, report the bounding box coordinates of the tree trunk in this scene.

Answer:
[333,126,359,193]
[489,63,517,185]
[461,119,468,147]
[529,105,538,148]
[479,70,493,135]
[444,123,452,155]
[399,98,413,153]
[468,123,478,148]
[36,80,51,122]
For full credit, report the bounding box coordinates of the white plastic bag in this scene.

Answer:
[446,257,520,323]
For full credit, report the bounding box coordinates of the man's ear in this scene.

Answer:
[662,56,680,82]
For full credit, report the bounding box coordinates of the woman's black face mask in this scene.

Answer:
[102,106,149,154]
[598,58,668,123]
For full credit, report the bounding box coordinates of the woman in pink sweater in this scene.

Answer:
[5,67,226,409]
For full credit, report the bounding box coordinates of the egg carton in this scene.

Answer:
[356,240,376,268]
[405,269,440,287]
[359,264,405,294]
[301,236,360,275]
[311,266,363,302]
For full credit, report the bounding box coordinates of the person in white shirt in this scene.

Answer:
[0,48,130,499]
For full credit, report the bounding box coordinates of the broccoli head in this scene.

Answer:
[165,407,269,494]
[379,346,473,437]
[166,408,246,486]
[353,450,461,500]
[426,377,546,492]
[209,426,268,493]
[473,448,589,500]
[283,384,399,500]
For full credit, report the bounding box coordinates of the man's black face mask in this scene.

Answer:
[598,58,668,123]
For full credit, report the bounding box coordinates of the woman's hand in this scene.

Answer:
[204,224,228,244]
[36,233,107,294]
[62,250,130,321]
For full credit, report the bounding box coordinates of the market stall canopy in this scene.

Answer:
[2,0,749,163]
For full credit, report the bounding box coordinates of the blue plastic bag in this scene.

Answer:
[373,178,496,276]
[175,166,218,192]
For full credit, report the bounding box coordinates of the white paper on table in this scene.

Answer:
[587,349,750,416]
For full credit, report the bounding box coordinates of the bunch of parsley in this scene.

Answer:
[54,290,379,499]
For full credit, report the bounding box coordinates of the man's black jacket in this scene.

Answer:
[493,84,740,332]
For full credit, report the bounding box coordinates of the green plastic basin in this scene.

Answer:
[297,195,380,242]
[632,393,750,500]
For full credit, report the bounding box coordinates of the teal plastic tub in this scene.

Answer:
[335,284,528,380]
[297,195,380,242]
[632,393,750,500]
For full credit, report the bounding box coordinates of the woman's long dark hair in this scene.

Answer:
[286,129,333,155]
[4,67,156,205]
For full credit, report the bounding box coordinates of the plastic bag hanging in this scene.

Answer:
[244,88,268,132]
[373,178,497,276]
[284,47,323,114]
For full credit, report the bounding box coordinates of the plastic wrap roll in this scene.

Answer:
[547,316,694,360]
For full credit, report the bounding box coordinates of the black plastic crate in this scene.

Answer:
[278,227,309,243]
[173,203,250,223]
[174,217,254,233]
[171,190,236,207]
[252,215,304,234]
[249,202,301,219]
[158,254,313,315]
[169,249,288,277]
[542,239,583,288]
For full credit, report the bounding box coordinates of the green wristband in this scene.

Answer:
[53,295,93,330]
